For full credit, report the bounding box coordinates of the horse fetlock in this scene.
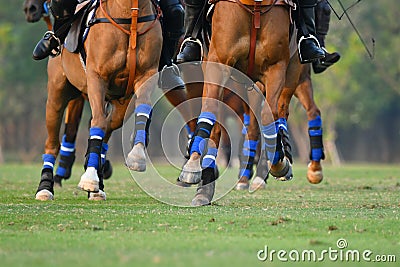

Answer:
[78,167,100,192]
[126,143,146,172]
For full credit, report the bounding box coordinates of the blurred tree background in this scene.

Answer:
[0,0,398,165]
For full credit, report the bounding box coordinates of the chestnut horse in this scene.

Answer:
[178,0,298,205]
[28,0,162,200]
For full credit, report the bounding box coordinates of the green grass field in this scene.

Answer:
[0,163,399,267]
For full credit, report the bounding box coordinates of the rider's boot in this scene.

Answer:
[312,0,341,73]
[175,0,204,63]
[158,0,185,89]
[32,0,78,60]
[297,0,325,64]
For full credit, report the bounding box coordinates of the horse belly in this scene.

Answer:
[61,51,88,94]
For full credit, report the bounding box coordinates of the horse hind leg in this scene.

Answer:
[53,95,85,187]
[307,115,324,184]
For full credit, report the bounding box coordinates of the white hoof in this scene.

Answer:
[35,189,54,201]
[178,158,202,184]
[88,190,106,201]
[249,176,266,191]
[78,167,100,192]
[126,143,146,172]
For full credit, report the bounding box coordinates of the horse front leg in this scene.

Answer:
[77,74,107,194]
[261,61,293,181]
[178,66,226,185]
[294,65,324,184]
[191,122,221,206]
[125,69,158,172]
[36,67,72,200]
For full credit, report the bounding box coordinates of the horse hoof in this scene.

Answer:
[191,181,215,207]
[126,144,146,172]
[176,179,192,187]
[249,176,267,191]
[78,167,100,192]
[178,159,202,184]
[88,190,107,201]
[35,189,54,201]
[307,161,323,184]
[235,176,249,190]
[271,158,293,181]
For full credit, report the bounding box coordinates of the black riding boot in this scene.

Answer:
[158,0,185,89]
[32,0,78,60]
[312,0,341,73]
[297,0,325,64]
[175,0,204,63]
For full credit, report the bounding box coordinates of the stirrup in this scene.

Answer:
[43,31,62,57]
[297,34,324,63]
[178,37,204,61]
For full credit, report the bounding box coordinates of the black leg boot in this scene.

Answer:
[32,0,78,60]
[175,0,204,63]
[296,0,325,64]
[312,0,341,73]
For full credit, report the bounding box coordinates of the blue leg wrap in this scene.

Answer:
[190,112,216,155]
[184,124,194,139]
[262,120,284,165]
[134,104,152,146]
[101,143,108,165]
[87,127,104,169]
[201,147,218,169]
[42,154,56,171]
[241,113,250,135]
[55,134,75,177]
[276,117,288,132]
[308,116,325,161]
[238,140,258,179]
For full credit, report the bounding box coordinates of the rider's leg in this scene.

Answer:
[296,0,325,64]
[175,0,205,63]
[312,0,341,73]
[158,0,185,90]
[32,0,78,60]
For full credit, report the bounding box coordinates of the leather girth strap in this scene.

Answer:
[126,0,139,97]
[247,0,261,77]
[99,0,139,98]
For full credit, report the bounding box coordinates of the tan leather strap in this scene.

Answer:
[126,0,139,97]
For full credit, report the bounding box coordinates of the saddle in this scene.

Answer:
[64,0,96,54]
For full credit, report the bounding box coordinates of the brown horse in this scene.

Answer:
[28,0,162,201]
[178,0,297,205]
[23,0,198,187]
[246,43,324,191]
